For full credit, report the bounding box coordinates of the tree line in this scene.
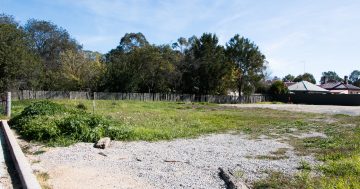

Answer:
[282,71,360,86]
[1,13,267,96]
[1,13,359,96]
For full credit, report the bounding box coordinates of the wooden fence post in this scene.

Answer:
[93,92,96,114]
[6,92,11,117]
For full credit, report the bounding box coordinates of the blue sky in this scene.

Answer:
[2,0,360,82]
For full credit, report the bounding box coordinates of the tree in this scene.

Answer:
[321,71,342,83]
[59,50,105,91]
[172,37,189,54]
[24,19,80,90]
[269,81,288,95]
[294,73,316,84]
[0,14,42,91]
[226,34,266,97]
[181,33,231,94]
[118,32,149,53]
[282,74,295,82]
[349,70,360,87]
[104,33,180,93]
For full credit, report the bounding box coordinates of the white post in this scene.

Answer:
[6,92,11,117]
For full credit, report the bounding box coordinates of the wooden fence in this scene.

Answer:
[10,90,271,104]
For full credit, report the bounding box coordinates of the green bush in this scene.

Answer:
[19,116,60,141]
[269,80,288,95]
[76,103,87,110]
[57,113,109,142]
[10,100,66,128]
[20,100,65,117]
[9,101,136,146]
[105,125,134,140]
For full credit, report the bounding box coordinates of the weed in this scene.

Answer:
[297,160,312,171]
[255,155,289,160]
[36,172,51,189]
[270,148,288,156]
[76,103,87,110]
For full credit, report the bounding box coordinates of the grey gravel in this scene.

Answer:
[34,134,318,189]
[222,104,360,116]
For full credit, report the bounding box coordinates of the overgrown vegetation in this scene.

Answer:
[10,101,130,146]
[8,100,360,188]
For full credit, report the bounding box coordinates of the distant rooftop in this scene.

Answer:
[288,81,330,93]
[320,82,360,91]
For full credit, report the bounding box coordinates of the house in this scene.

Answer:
[288,81,330,94]
[284,82,296,87]
[319,76,360,94]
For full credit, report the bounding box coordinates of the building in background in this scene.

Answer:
[320,76,360,94]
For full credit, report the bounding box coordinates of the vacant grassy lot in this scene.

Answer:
[8,100,360,188]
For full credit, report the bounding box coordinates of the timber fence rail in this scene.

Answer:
[10,90,271,104]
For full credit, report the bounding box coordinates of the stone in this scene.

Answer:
[95,137,111,149]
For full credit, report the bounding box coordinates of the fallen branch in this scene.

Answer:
[218,167,249,189]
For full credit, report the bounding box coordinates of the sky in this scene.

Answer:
[2,0,360,83]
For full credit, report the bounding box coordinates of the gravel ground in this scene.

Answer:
[30,134,318,189]
[222,104,360,116]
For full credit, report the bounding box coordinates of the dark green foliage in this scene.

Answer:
[9,101,65,129]
[294,73,316,84]
[0,14,42,91]
[269,81,288,95]
[19,101,65,117]
[226,34,267,96]
[349,70,360,87]
[19,116,60,141]
[321,71,342,83]
[181,33,232,94]
[9,101,122,145]
[76,103,87,110]
[24,19,80,90]
[57,113,108,142]
[282,74,295,82]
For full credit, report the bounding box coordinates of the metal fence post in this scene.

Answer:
[6,92,11,117]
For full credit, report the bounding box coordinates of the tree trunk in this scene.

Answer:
[237,77,243,103]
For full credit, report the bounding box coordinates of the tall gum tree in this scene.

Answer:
[226,34,266,98]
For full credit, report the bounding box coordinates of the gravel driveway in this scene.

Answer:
[30,134,316,189]
[222,104,360,116]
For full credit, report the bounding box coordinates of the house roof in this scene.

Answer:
[284,82,296,87]
[288,81,330,93]
[319,82,360,90]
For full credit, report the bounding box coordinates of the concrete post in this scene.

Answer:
[6,92,11,117]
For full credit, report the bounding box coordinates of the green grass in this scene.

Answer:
[10,100,321,141]
[8,99,360,188]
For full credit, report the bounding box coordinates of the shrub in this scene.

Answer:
[76,103,87,110]
[269,81,288,95]
[10,100,66,128]
[19,116,60,141]
[20,100,65,117]
[57,113,110,142]
[105,125,134,140]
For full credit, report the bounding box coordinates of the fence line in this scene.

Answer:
[10,90,270,104]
